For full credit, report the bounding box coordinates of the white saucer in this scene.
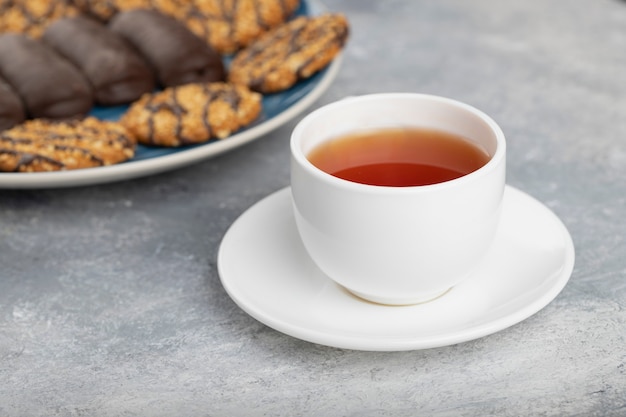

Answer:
[218,186,575,351]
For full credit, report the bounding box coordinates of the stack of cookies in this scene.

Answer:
[0,0,349,172]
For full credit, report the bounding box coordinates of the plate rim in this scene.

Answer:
[217,185,576,351]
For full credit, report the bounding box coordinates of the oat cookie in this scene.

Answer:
[0,117,135,172]
[0,0,80,38]
[121,82,262,147]
[178,0,301,54]
[228,13,349,93]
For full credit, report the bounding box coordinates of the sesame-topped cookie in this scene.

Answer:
[0,0,80,38]
[121,82,262,147]
[228,13,349,93]
[0,117,136,172]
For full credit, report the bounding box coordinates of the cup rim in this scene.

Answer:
[291,93,506,193]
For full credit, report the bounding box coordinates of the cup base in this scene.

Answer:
[345,286,453,306]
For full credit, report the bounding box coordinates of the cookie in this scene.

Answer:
[70,0,300,54]
[0,34,94,119]
[69,0,183,21]
[109,9,225,88]
[177,0,301,54]
[0,0,80,38]
[228,13,349,93]
[43,15,156,105]
[0,117,135,172]
[0,75,26,132]
[121,82,262,147]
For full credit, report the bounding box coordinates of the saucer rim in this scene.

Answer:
[218,185,575,351]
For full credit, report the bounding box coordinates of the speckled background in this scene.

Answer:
[1,0,625,416]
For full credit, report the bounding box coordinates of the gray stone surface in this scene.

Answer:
[1,0,625,416]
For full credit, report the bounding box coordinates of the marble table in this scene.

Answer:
[1,0,625,415]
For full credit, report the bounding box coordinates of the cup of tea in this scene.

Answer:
[290,93,506,305]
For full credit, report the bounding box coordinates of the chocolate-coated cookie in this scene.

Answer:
[0,75,26,132]
[109,9,225,88]
[0,34,94,119]
[69,0,300,54]
[43,15,156,105]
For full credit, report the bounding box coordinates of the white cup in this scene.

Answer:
[290,93,506,305]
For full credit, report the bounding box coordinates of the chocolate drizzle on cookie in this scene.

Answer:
[0,148,65,172]
[0,135,105,168]
[229,13,349,93]
[143,89,191,145]
[121,82,262,147]
[0,117,135,172]
[201,83,242,140]
[179,0,300,54]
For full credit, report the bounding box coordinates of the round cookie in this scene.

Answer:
[228,13,349,93]
[121,82,262,147]
[0,117,135,172]
[178,0,301,54]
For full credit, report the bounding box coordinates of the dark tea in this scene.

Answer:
[307,127,491,187]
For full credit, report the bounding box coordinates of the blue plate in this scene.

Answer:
[0,0,343,188]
